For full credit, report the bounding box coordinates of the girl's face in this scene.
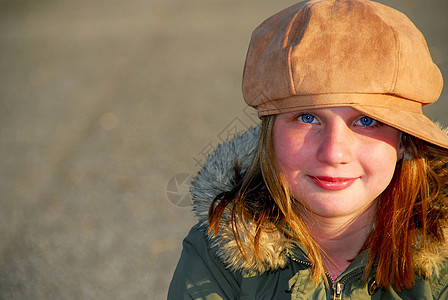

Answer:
[273,107,403,220]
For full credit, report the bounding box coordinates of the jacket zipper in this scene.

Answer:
[290,254,365,300]
[332,268,364,300]
[289,256,313,267]
[324,272,341,300]
[333,282,343,300]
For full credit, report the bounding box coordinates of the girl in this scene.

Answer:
[168,0,448,298]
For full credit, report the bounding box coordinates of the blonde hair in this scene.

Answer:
[209,115,448,291]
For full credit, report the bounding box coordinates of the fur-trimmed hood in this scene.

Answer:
[190,125,448,277]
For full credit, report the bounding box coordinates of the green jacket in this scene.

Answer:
[168,126,448,299]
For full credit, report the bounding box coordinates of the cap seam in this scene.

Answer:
[258,102,365,114]
[288,2,315,95]
[390,27,400,93]
[257,93,424,114]
[258,92,420,100]
[364,0,400,94]
[259,102,422,113]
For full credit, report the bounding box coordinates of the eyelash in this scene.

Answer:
[294,113,382,128]
[354,116,381,128]
[295,113,319,124]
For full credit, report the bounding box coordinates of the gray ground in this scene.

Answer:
[0,0,447,299]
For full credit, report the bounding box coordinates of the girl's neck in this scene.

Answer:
[303,204,376,279]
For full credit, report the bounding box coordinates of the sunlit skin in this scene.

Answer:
[273,107,404,277]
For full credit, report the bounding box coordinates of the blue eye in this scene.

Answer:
[298,114,318,124]
[355,116,378,127]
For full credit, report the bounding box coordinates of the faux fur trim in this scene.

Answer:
[190,125,292,274]
[190,124,448,276]
[210,218,294,276]
[414,237,448,279]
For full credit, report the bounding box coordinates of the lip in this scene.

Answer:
[308,176,359,191]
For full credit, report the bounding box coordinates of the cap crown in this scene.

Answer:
[242,0,443,115]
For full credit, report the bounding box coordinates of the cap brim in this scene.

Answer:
[351,104,448,149]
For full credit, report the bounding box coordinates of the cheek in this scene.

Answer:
[362,129,402,178]
[273,130,310,174]
[274,136,318,196]
[363,143,400,189]
[369,129,402,161]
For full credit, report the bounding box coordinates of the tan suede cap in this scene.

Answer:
[242,0,448,149]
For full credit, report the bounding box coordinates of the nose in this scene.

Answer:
[316,123,353,165]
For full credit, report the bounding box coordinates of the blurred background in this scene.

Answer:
[0,0,446,298]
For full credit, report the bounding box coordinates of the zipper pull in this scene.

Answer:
[333,282,343,300]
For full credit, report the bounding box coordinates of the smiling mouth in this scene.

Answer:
[308,176,359,191]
